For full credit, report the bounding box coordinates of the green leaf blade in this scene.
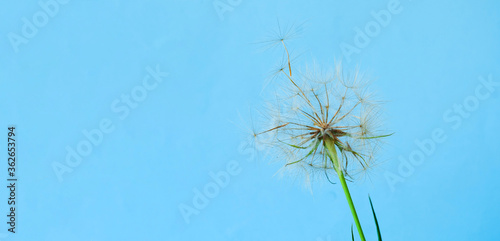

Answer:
[351,224,355,241]
[369,196,382,241]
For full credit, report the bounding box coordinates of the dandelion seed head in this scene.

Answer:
[255,40,391,186]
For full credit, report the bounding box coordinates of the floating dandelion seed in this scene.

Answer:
[254,33,392,241]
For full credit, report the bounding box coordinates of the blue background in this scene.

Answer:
[1,0,499,240]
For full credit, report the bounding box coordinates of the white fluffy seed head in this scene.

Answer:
[251,29,391,189]
[255,59,390,188]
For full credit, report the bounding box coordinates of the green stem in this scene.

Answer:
[324,136,366,241]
